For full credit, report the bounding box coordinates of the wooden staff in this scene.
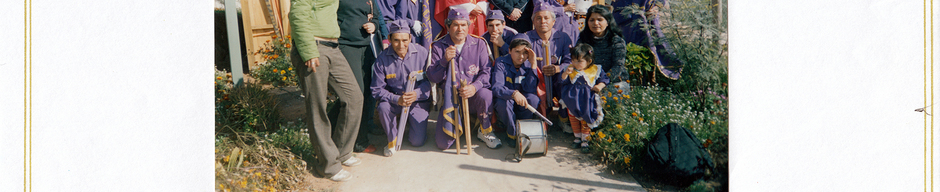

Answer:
[450,59,463,155]
[542,41,553,109]
[395,72,419,151]
[460,80,473,156]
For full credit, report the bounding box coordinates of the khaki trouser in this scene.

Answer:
[292,40,362,177]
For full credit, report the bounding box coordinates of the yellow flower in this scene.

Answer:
[624,156,631,164]
[597,131,606,139]
[624,133,630,141]
[618,89,623,94]
[282,76,287,81]
[288,67,292,71]
[625,95,630,99]
[616,124,622,129]
[608,92,612,97]
[280,70,286,75]
[710,121,716,125]
[626,80,631,83]
[584,136,591,140]
[219,184,224,189]
[272,35,278,39]
[614,84,619,88]
[606,105,610,108]
[216,76,222,80]
[255,172,261,177]
[601,96,606,100]
[613,97,619,100]
[607,138,612,142]
[638,117,644,122]
[631,112,637,117]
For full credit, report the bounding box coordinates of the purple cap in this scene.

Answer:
[447,9,470,22]
[486,10,504,21]
[532,2,556,15]
[388,20,411,35]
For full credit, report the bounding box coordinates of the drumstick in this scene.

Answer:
[395,72,419,151]
[541,41,553,110]
[460,80,473,155]
[524,104,553,126]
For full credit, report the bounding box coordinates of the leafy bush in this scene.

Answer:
[623,42,657,86]
[250,35,298,87]
[591,86,727,175]
[216,71,281,133]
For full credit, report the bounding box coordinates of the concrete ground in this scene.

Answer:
[273,86,645,192]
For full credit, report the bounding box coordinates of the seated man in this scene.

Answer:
[482,10,518,59]
[429,9,501,149]
[372,20,433,156]
[491,39,540,148]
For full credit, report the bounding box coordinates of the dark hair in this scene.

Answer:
[576,5,623,45]
[508,38,531,50]
[570,43,594,62]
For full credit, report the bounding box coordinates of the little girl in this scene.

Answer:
[559,43,609,153]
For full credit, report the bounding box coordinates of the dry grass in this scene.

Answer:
[215,132,315,192]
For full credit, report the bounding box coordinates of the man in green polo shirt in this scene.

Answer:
[289,0,363,182]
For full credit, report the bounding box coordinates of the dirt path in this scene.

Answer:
[273,86,645,192]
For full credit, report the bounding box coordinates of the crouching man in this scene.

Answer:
[491,38,540,148]
[372,20,433,157]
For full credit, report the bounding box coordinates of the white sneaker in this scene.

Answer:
[477,131,502,149]
[341,156,361,167]
[384,147,396,157]
[329,169,352,182]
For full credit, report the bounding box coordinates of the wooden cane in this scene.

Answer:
[541,41,553,110]
[450,59,463,155]
[460,80,473,156]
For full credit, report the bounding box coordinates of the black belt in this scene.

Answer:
[317,40,339,48]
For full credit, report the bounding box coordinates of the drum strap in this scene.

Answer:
[506,134,532,163]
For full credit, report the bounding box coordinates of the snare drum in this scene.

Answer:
[516,119,548,155]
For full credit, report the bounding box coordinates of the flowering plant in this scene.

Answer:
[250,35,298,87]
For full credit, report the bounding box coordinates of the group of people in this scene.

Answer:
[289,0,663,182]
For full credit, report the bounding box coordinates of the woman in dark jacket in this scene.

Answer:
[331,0,388,152]
[576,5,628,82]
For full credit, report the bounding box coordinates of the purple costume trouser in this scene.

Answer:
[495,93,540,140]
[435,88,494,150]
[377,100,431,148]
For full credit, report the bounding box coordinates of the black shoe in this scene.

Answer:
[507,139,517,148]
[580,145,590,153]
[353,142,368,152]
[570,142,582,149]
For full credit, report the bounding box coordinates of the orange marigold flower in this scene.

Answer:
[608,92,612,97]
[601,96,606,100]
[624,156,631,164]
[281,76,287,81]
[616,124,622,129]
[710,121,716,125]
[625,95,630,99]
[626,80,631,83]
[272,55,278,59]
[614,84,620,88]
[273,69,278,73]
[638,117,644,121]
[272,35,278,39]
[613,97,619,100]
[597,131,606,139]
[280,70,286,75]
[607,138,611,142]
[288,67,292,71]
[629,71,635,75]
[617,89,623,94]
[217,76,222,80]
[704,139,713,148]
[266,40,270,43]
[631,112,637,116]
[286,35,291,39]
[624,133,630,141]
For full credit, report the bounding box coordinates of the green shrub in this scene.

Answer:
[623,42,657,86]
[250,35,298,87]
[266,121,316,164]
[591,86,727,174]
[216,72,281,133]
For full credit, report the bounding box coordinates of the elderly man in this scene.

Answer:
[289,0,363,182]
[513,2,573,131]
[482,10,518,59]
[372,20,433,157]
[491,39,540,148]
[429,9,501,150]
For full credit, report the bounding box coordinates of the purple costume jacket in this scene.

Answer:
[491,55,540,139]
[481,28,518,58]
[558,64,609,128]
[534,0,580,44]
[428,34,494,150]
[372,43,433,147]
[378,0,430,47]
